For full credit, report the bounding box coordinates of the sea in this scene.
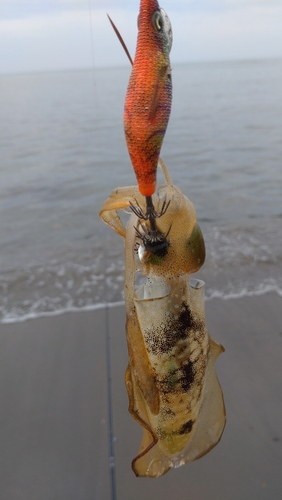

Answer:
[1,58,282,323]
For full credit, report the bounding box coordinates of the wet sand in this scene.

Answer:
[0,293,282,499]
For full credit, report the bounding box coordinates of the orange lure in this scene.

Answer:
[124,0,173,197]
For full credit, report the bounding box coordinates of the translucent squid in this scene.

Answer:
[99,159,225,477]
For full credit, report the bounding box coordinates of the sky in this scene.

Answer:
[0,0,282,74]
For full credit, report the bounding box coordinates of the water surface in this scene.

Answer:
[1,59,282,321]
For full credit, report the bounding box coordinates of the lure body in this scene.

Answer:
[100,161,226,477]
[124,0,172,196]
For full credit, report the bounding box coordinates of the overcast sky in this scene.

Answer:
[1,0,282,74]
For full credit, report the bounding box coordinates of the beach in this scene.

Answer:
[0,293,281,499]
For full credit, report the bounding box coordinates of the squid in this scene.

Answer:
[99,159,226,477]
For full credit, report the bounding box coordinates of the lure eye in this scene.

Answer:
[151,11,163,32]
[151,9,173,53]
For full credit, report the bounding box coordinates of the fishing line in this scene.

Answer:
[103,259,117,500]
[88,3,116,496]
[88,0,97,95]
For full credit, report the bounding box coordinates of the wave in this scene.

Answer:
[1,276,281,324]
[1,222,281,324]
[206,280,282,301]
[1,301,125,325]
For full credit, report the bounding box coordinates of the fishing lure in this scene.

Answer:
[123,0,172,199]
[100,160,225,477]
[101,0,225,478]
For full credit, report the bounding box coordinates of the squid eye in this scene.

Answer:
[151,11,163,32]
